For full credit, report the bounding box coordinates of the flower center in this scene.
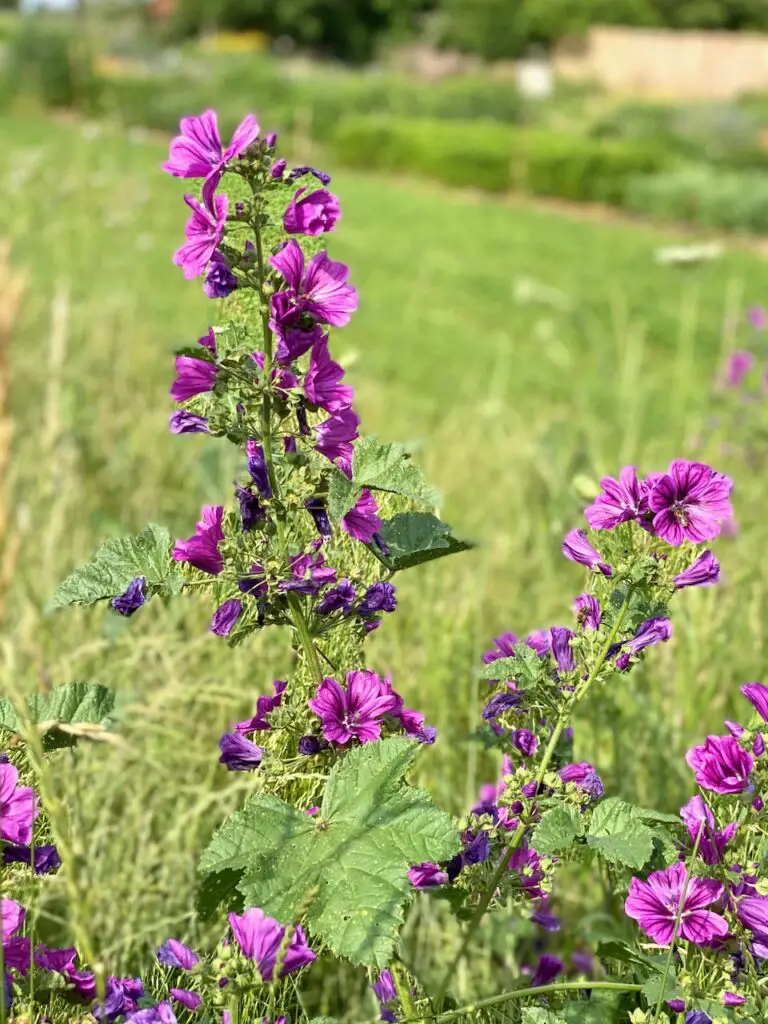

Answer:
[671,501,689,526]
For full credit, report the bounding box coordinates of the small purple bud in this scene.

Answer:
[111,577,146,616]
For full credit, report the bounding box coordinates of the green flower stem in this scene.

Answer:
[393,961,419,1021]
[423,981,643,1024]
[250,198,324,688]
[433,589,634,1011]
[651,819,705,1024]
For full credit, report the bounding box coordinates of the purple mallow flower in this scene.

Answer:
[129,1003,178,1024]
[236,486,263,531]
[409,862,448,889]
[170,353,217,403]
[111,576,146,616]
[34,945,76,973]
[173,193,228,281]
[3,842,60,874]
[560,761,604,800]
[234,680,287,734]
[269,239,357,330]
[283,187,341,236]
[723,350,754,387]
[163,110,259,196]
[674,550,720,589]
[280,549,336,595]
[526,630,550,657]
[314,407,360,475]
[341,489,381,544]
[483,631,518,664]
[170,989,201,1011]
[94,976,145,1021]
[0,763,38,845]
[309,670,398,745]
[647,460,733,546]
[616,617,672,670]
[210,599,243,637]
[531,899,560,932]
[218,733,263,772]
[173,505,225,575]
[679,795,736,865]
[270,157,287,179]
[305,497,332,538]
[304,336,354,413]
[585,466,646,531]
[625,862,728,946]
[550,626,576,673]
[316,579,356,616]
[246,440,273,498]
[686,734,753,794]
[561,530,612,576]
[530,953,563,988]
[157,939,199,971]
[482,692,521,721]
[228,907,315,980]
[742,682,768,723]
[359,581,397,617]
[204,254,238,299]
[512,728,539,756]
[573,593,601,630]
[170,411,209,434]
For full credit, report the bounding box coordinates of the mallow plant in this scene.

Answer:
[2,107,766,1024]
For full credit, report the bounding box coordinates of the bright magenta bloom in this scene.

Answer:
[341,489,381,543]
[680,795,737,865]
[673,550,720,589]
[303,335,354,413]
[170,355,217,402]
[0,763,38,845]
[625,862,728,946]
[742,682,768,723]
[308,670,398,745]
[283,187,341,236]
[163,110,259,198]
[648,460,733,546]
[686,735,753,794]
[561,530,612,576]
[172,505,225,575]
[409,862,448,889]
[228,907,315,980]
[173,193,228,281]
[313,407,360,476]
[585,466,646,531]
[269,239,357,329]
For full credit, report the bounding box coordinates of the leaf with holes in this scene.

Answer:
[49,524,178,610]
[199,738,459,967]
[532,805,584,856]
[586,797,656,870]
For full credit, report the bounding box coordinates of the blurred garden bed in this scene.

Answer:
[6,16,768,234]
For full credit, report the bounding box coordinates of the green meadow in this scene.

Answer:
[1,111,766,1013]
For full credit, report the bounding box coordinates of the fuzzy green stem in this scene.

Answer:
[392,962,419,1022]
[433,589,633,1010]
[423,981,643,1024]
[651,820,705,1024]
[287,591,325,685]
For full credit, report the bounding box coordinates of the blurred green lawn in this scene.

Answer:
[1,112,766,997]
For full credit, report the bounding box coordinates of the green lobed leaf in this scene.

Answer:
[199,738,459,968]
[352,436,440,506]
[0,682,115,749]
[531,805,584,855]
[586,797,656,869]
[326,468,357,522]
[641,969,682,1006]
[480,657,518,680]
[376,512,474,572]
[49,524,177,610]
[523,1011,563,1024]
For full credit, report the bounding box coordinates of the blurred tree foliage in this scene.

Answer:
[172,0,768,61]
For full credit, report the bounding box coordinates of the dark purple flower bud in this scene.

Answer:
[482,692,521,721]
[246,440,272,498]
[723,993,745,1007]
[463,832,490,865]
[615,652,631,671]
[753,794,764,811]
[157,939,199,971]
[210,599,243,637]
[531,901,560,931]
[668,1000,686,1014]
[111,577,146,616]
[270,157,287,179]
[561,530,612,576]
[305,497,332,538]
[372,970,396,1005]
[373,532,390,557]
[617,617,673,671]
[446,853,463,881]
[218,733,263,772]
[0,752,8,763]
[560,761,604,800]
[289,165,331,186]
[364,618,381,633]
[169,411,209,435]
[264,132,277,149]
[204,254,238,299]
[170,989,201,1011]
[522,780,540,798]
[530,953,564,988]
[743,683,768,723]
[316,579,356,616]
[359,581,397,617]
[236,486,264,532]
[298,735,324,756]
[512,728,539,756]
[3,842,60,874]
[550,626,576,672]
[66,968,97,1001]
